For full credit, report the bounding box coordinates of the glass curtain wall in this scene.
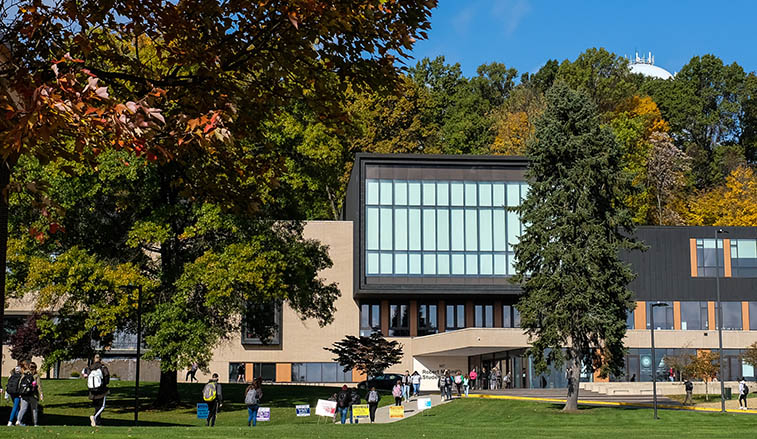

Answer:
[365,179,527,276]
[731,239,757,277]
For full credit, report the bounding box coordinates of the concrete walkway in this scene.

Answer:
[372,393,453,424]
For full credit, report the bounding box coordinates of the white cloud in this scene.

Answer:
[492,0,532,37]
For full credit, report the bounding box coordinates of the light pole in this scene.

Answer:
[122,284,143,425]
[715,229,728,413]
[650,302,669,420]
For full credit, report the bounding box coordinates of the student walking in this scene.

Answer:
[367,387,380,423]
[401,371,411,401]
[186,362,199,383]
[444,371,453,400]
[236,364,246,383]
[16,362,43,426]
[504,372,512,389]
[349,388,361,423]
[463,373,470,397]
[454,372,463,397]
[739,377,749,410]
[469,368,478,391]
[244,381,262,426]
[336,385,351,424]
[5,362,23,426]
[683,379,694,406]
[85,354,110,427]
[411,371,421,397]
[202,373,223,427]
[392,380,403,406]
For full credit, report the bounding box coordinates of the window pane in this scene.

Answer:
[409,253,422,274]
[493,183,505,207]
[475,305,483,327]
[322,362,338,383]
[371,305,380,328]
[507,183,520,207]
[394,181,407,205]
[380,208,393,250]
[366,207,379,250]
[507,253,516,275]
[437,254,450,275]
[721,302,742,330]
[466,253,478,275]
[360,304,369,328]
[465,183,477,207]
[437,182,449,206]
[451,209,465,251]
[395,253,408,274]
[456,305,465,328]
[480,209,493,251]
[737,240,757,258]
[513,308,520,327]
[480,253,493,275]
[450,182,464,206]
[380,180,393,205]
[366,180,379,205]
[494,254,506,275]
[429,305,437,328]
[423,254,436,275]
[423,182,436,206]
[306,363,322,382]
[506,211,520,251]
[446,305,454,328]
[367,252,379,274]
[451,254,465,275]
[503,305,512,327]
[485,305,493,327]
[493,209,506,251]
[437,209,450,251]
[408,182,421,205]
[380,253,392,274]
[423,209,436,250]
[680,302,702,330]
[521,183,529,200]
[409,208,421,250]
[394,208,408,251]
[479,183,492,206]
[465,209,478,251]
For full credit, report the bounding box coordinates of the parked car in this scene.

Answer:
[357,373,403,391]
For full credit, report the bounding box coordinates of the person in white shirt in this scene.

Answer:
[739,377,749,410]
[411,371,421,397]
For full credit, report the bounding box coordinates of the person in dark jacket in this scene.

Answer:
[205,373,223,427]
[336,385,351,424]
[349,388,361,423]
[85,354,110,427]
[6,362,24,426]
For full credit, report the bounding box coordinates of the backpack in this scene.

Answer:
[203,382,217,402]
[6,371,21,395]
[744,384,750,395]
[19,373,35,396]
[455,375,462,384]
[368,390,379,403]
[337,390,350,407]
[245,388,259,406]
[685,381,693,391]
[87,368,103,390]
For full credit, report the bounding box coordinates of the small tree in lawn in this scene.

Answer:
[325,333,403,378]
[663,343,695,381]
[689,351,720,401]
[742,342,757,378]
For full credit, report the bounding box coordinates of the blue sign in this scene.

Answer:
[296,404,311,417]
[197,403,209,419]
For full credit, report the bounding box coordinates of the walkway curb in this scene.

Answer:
[465,393,757,414]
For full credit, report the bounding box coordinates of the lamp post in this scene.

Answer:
[715,229,728,413]
[650,301,669,420]
[122,284,143,425]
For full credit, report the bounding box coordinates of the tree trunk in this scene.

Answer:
[155,369,180,407]
[563,353,581,412]
[0,160,12,380]
[705,380,709,401]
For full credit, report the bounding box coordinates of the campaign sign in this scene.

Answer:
[352,404,370,418]
[196,403,209,419]
[296,404,311,417]
[315,399,337,417]
[389,405,405,419]
[256,407,271,422]
[417,397,432,411]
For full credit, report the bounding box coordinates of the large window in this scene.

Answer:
[715,301,743,330]
[389,303,410,336]
[291,362,353,383]
[474,304,494,328]
[731,239,757,277]
[365,179,527,276]
[242,302,281,345]
[418,303,438,336]
[445,304,465,330]
[503,305,520,328]
[680,301,709,330]
[360,303,381,336]
[646,302,674,330]
[696,239,725,277]
[626,309,635,329]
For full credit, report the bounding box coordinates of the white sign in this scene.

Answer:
[256,407,271,421]
[315,399,337,417]
[296,404,311,417]
[417,397,432,411]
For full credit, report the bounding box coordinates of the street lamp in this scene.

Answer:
[715,229,728,413]
[650,301,669,420]
[121,284,143,425]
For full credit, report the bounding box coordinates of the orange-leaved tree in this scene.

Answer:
[684,166,757,226]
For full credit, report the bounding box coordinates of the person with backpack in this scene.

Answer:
[85,354,110,427]
[16,361,43,426]
[444,371,453,400]
[5,361,24,426]
[392,380,402,406]
[367,386,380,423]
[244,381,262,427]
[349,388,361,423]
[683,378,694,405]
[454,372,463,397]
[411,371,421,397]
[739,377,749,410]
[202,373,223,427]
[336,385,351,424]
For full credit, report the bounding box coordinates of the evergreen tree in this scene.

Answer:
[512,82,643,411]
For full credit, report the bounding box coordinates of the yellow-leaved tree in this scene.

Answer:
[685,166,757,226]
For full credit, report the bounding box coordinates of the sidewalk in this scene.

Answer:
[372,393,454,424]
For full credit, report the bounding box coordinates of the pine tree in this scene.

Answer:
[512,82,643,411]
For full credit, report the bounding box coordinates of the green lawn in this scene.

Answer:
[3,379,757,438]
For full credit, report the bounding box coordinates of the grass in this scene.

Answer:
[3,379,757,438]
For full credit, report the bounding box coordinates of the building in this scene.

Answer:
[5,153,757,388]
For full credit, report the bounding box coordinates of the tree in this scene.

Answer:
[3,0,436,405]
[9,313,54,363]
[324,333,403,378]
[689,351,720,401]
[684,166,757,226]
[662,345,694,381]
[647,132,691,225]
[512,82,642,411]
[556,48,636,114]
[489,85,545,156]
[742,342,757,373]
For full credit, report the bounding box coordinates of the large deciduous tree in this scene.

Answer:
[683,165,757,226]
[512,82,642,411]
[325,333,403,378]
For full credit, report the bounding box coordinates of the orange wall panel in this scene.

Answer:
[352,369,366,383]
[743,302,750,331]
[276,363,292,383]
[245,363,253,382]
[634,301,646,329]
[690,238,697,277]
[708,302,716,330]
[724,239,732,277]
[673,301,681,330]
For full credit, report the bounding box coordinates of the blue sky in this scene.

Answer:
[407,0,757,77]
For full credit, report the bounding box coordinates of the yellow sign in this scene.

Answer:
[389,405,405,419]
[352,404,369,418]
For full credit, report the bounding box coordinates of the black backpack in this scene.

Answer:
[336,390,350,407]
[6,371,21,395]
[685,381,693,391]
[19,373,35,396]
[744,384,750,395]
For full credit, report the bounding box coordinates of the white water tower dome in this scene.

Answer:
[628,51,674,80]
